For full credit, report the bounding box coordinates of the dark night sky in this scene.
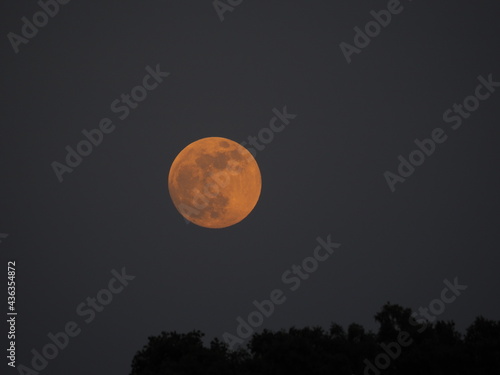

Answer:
[1,1,500,374]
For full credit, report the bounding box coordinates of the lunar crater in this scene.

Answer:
[168,137,261,228]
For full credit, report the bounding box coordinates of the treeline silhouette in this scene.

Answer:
[129,303,500,375]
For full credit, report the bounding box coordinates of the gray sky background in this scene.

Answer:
[1,1,499,374]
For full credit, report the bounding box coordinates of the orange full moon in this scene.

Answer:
[168,137,262,228]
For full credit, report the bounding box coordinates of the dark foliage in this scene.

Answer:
[130,304,500,375]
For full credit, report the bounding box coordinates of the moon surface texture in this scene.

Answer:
[168,137,262,228]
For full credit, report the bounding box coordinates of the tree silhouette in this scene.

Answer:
[464,316,500,374]
[129,304,500,375]
[130,331,234,375]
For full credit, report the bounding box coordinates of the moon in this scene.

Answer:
[168,137,262,228]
